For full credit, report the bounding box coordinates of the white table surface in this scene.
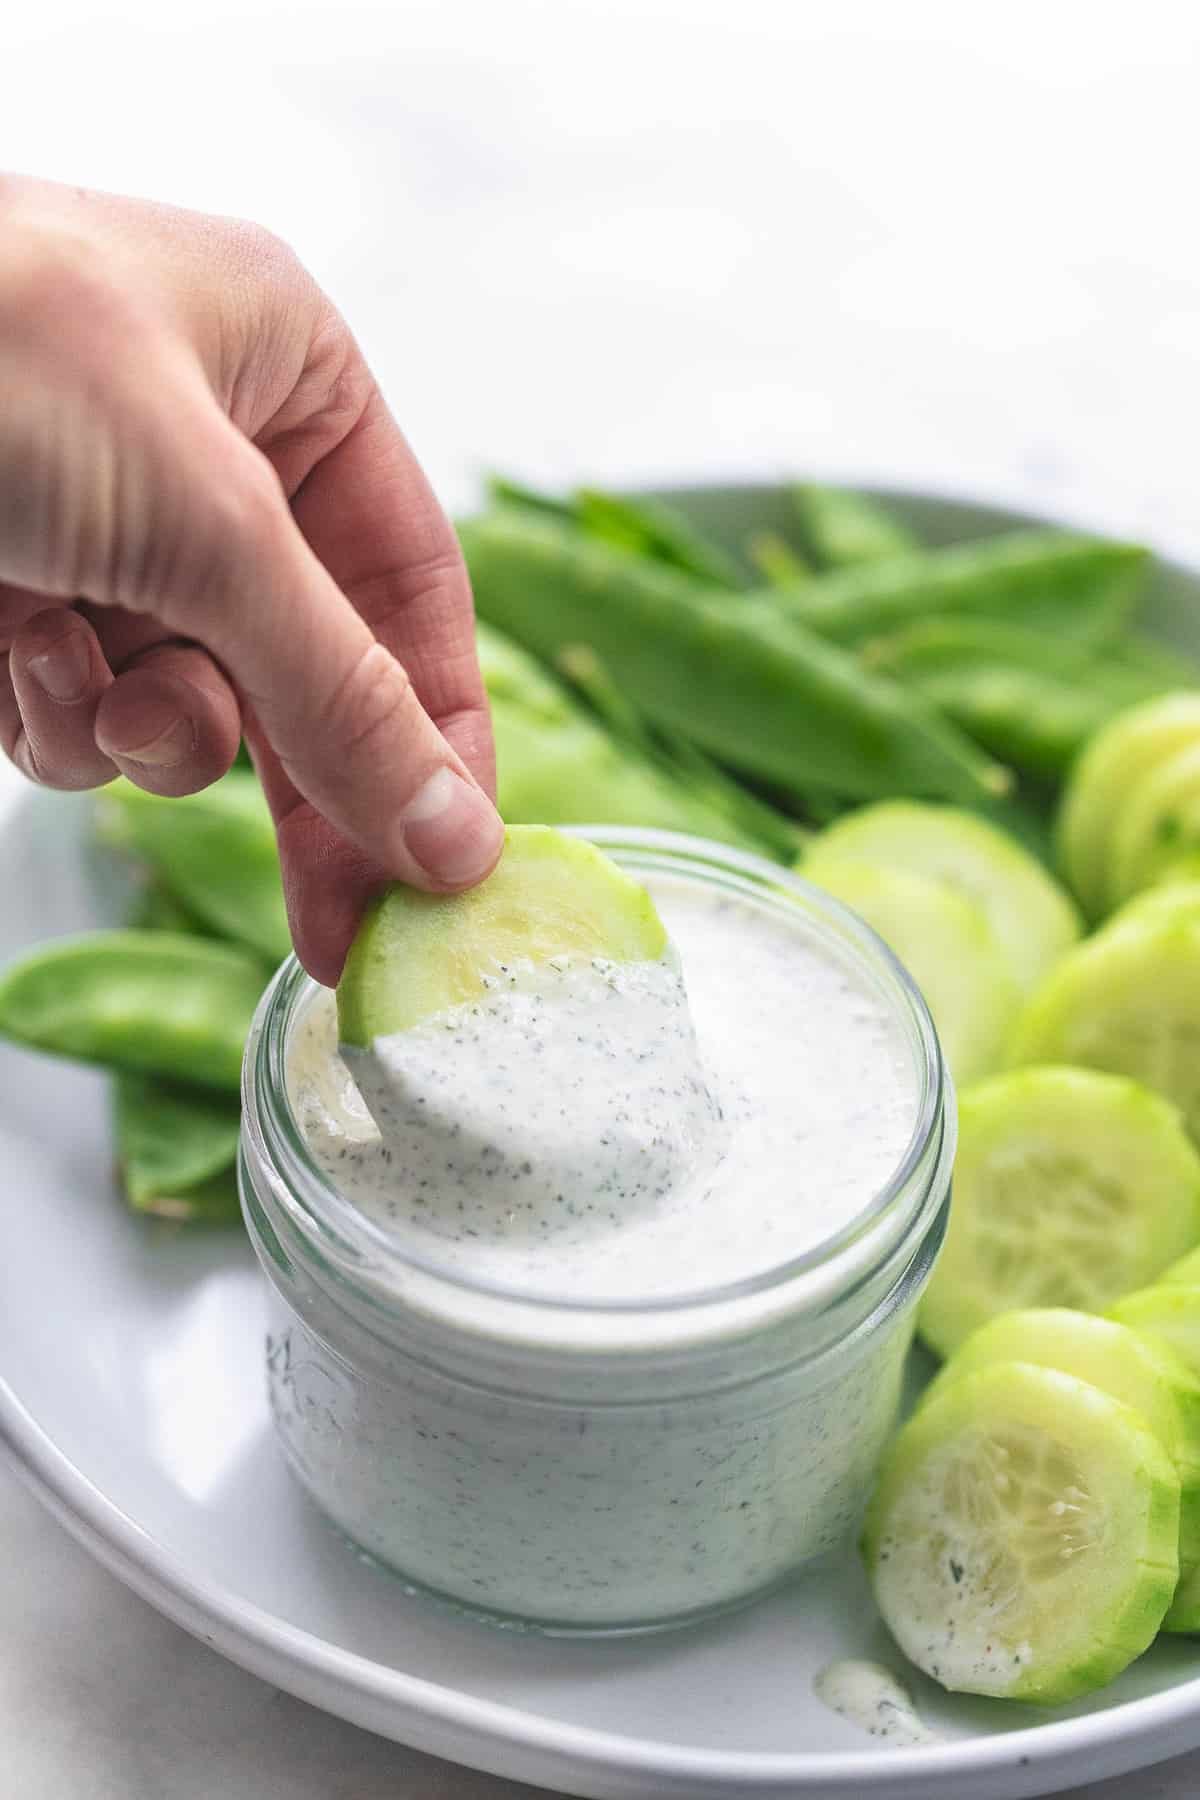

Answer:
[6,3,1200,1793]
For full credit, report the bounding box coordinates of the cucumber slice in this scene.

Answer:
[863,1362,1180,1702]
[1163,1247,1200,1286]
[1103,880,1200,935]
[1110,1286,1200,1383]
[809,801,1081,993]
[801,854,1019,1084]
[1056,692,1200,919]
[1165,1561,1200,1634]
[1108,1282,1200,1620]
[1009,909,1200,1141]
[1153,856,1200,891]
[918,1067,1200,1359]
[1103,1282,1200,1613]
[921,1307,1200,1577]
[1108,741,1200,907]
[337,825,668,1046]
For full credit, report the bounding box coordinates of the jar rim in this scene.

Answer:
[241,827,950,1349]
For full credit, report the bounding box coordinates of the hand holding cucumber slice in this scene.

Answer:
[863,1361,1180,1703]
[337,825,668,1045]
[918,1066,1200,1358]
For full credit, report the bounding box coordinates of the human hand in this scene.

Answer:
[0,175,503,983]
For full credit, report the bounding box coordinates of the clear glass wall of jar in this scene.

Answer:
[239,830,954,1636]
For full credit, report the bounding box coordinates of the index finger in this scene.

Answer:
[243,377,500,983]
[286,384,495,798]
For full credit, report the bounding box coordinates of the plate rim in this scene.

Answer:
[6,481,1200,1796]
[6,1372,1200,1796]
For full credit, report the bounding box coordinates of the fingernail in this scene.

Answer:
[115,714,197,768]
[402,767,504,887]
[28,633,91,702]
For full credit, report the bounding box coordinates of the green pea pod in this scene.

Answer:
[484,475,744,587]
[142,1165,241,1224]
[483,474,578,523]
[1108,633,1200,689]
[778,530,1149,647]
[462,510,1010,806]
[553,641,806,859]
[0,930,265,1090]
[790,483,917,569]
[573,489,743,587]
[863,617,1180,778]
[97,771,289,963]
[745,530,812,588]
[478,625,800,859]
[113,1071,241,1220]
[129,880,218,937]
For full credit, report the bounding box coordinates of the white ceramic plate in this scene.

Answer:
[5,488,1200,1800]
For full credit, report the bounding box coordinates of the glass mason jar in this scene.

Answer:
[239,829,954,1636]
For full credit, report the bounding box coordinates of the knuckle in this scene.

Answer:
[0,223,128,345]
[202,444,288,556]
[300,309,372,433]
[219,217,305,289]
[324,641,415,763]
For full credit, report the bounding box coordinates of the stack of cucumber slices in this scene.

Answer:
[799,801,1081,1082]
[797,778,1200,1702]
[1059,691,1200,919]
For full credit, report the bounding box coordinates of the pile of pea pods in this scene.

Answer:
[0,479,1195,1230]
[0,768,284,1223]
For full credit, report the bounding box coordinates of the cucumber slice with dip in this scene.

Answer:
[863,1362,1180,1703]
[337,824,669,1045]
[918,1066,1200,1358]
[920,1307,1200,1578]
[334,826,718,1243]
[809,800,1081,993]
[800,853,1020,1084]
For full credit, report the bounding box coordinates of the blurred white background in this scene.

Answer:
[6,5,1200,1796]
[8,0,1200,546]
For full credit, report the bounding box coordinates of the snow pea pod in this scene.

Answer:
[129,879,218,938]
[790,483,917,569]
[97,770,289,964]
[479,625,799,858]
[574,488,744,587]
[1108,633,1200,689]
[113,1071,241,1220]
[461,509,1009,807]
[746,530,811,588]
[0,930,265,1090]
[779,530,1149,647]
[484,475,744,586]
[863,617,1181,778]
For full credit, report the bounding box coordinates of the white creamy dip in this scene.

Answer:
[814,1659,940,1745]
[291,875,919,1303]
[249,856,945,1630]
